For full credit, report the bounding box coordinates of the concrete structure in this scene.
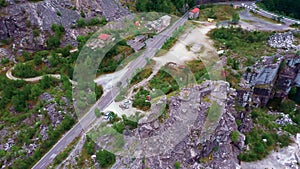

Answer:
[189,8,200,19]
[145,15,172,33]
[127,35,148,52]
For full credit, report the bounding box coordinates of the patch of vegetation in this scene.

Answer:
[50,137,79,168]
[13,62,39,78]
[238,108,293,162]
[0,73,76,168]
[162,26,185,50]
[130,68,153,85]
[0,37,14,46]
[46,24,65,49]
[56,11,62,17]
[77,17,107,28]
[80,10,86,18]
[0,0,7,8]
[209,27,275,87]
[132,87,151,111]
[198,4,241,21]
[186,60,208,83]
[209,27,274,63]
[112,115,139,134]
[94,108,102,118]
[149,69,179,95]
[136,0,196,14]
[231,12,240,24]
[174,161,181,169]
[115,86,129,102]
[13,45,77,79]
[291,23,300,29]
[96,149,116,168]
[1,58,9,64]
[97,40,134,75]
[32,28,41,37]
[231,130,239,143]
[83,136,96,156]
[75,136,96,167]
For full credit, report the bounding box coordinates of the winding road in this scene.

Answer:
[6,67,78,85]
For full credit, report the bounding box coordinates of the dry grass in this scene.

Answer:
[198,5,241,22]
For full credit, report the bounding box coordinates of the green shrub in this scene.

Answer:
[132,88,151,111]
[94,108,101,118]
[77,18,85,27]
[32,29,40,37]
[0,0,8,8]
[96,149,116,168]
[174,161,181,169]
[231,131,239,143]
[1,58,9,64]
[46,36,61,49]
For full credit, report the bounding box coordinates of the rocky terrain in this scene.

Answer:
[0,90,76,168]
[93,80,245,169]
[0,0,129,54]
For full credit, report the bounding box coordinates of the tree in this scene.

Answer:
[280,100,296,114]
[94,108,101,118]
[84,136,95,155]
[77,100,86,110]
[34,54,43,66]
[288,86,297,100]
[231,12,240,24]
[46,36,60,49]
[96,149,116,168]
[108,112,118,123]
[12,92,27,112]
[13,63,38,78]
[49,54,60,67]
[51,24,65,37]
[87,92,96,104]
[40,76,55,89]
[30,84,42,100]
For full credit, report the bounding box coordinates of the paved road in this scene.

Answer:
[242,2,300,25]
[238,9,291,31]
[216,1,300,26]
[32,12,189,169]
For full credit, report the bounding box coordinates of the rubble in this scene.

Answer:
[274,112,294,126]
[268,31,296,49]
